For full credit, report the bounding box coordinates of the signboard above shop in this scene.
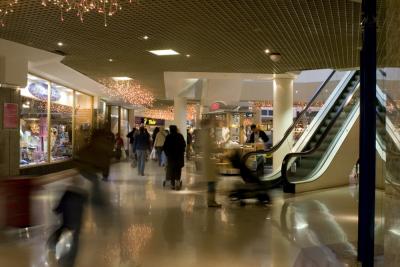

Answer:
[135,117,165,126]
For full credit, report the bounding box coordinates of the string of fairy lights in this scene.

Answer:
[1,0,133,27]
[143,104,198,121]
[100,79,155,108]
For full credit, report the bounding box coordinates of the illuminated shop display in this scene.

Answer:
[20,74,93,167]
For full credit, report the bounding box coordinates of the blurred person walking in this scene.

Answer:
[114,133,124,161]
[200,119,221,208]
[134,126,151,176]
[126,127,137,156]
[163,125,186,189]
[48,177,88,267]
[152,126,160,147]
[186,128,193,160]
[154,126,167,166]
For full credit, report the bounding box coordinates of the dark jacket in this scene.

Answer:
[163,133,186,167]
[248,130,269,143]
[126,129,136,144]
[134,131,151,150]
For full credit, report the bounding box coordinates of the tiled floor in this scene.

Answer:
[0,160,370,266]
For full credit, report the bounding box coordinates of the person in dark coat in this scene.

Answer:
[134,126,151,176]
[247,124,269,144]
[126,127,137,155]
[163,125,186,189]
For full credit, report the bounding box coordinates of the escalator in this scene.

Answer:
[281,81,400,193]
[241,70,361,190]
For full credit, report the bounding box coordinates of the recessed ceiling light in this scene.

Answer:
[57,42,63,47]
[148,49,180,56]
[143,35,149,40]
[295,90,298,94]
[186,54,191,58]
[112,76,133,81]
[108,58,114,62]
[264,49,270,54]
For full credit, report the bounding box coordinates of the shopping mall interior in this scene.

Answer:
[0,0,398,266]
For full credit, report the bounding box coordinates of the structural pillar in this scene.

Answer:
[272,78,293,172]
[173,96,187,140]
[357,0,376,265]
[128,109,135,129]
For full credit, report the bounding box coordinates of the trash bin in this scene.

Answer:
[1,176,33,228]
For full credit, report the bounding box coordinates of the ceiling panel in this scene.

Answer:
[0,0,362,98]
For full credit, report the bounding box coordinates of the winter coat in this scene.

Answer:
[154,131,167,148]
[163,132,186,168]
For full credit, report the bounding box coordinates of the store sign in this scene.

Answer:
[135,117,165,126]
[3,103,18,129]
[28,82,61,101]
[210,102,221,111]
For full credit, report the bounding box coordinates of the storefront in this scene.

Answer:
[20,74,94,168]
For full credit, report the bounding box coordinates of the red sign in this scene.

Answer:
[3,103,18,129]
[210,102,221,111]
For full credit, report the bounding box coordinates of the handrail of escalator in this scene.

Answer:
[240,70,337,164]
[281,77,360,186]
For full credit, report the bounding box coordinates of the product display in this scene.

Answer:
[20,74,93,167]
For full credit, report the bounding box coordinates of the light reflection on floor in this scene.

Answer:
[0,160,385,267]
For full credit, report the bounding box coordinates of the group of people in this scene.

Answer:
[126,125,186,189]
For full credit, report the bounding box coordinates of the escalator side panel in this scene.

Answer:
[295,116,360,193]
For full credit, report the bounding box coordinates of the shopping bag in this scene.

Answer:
[150,148,157,160]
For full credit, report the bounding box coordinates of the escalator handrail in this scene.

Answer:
[240,70,337,163]
[281,78,360,184]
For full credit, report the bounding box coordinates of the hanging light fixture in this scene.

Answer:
[41,0,133,26]
[100,78,155,107]
[0,0,18,27]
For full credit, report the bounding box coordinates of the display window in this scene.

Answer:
[97,100,107,128]
[20,74,94,168]
[20,75,50,166]
[74,92,93,153]
[50,83,73,162]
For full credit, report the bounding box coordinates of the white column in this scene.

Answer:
[174,96,187,140]
[128,109,135,129]
[273,78,294,171]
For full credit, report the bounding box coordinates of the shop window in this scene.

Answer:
[97,100,107,128]
[50,83,73,162]
[20,75,50,166]
[74,92,93,153]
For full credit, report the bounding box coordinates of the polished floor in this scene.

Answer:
[0,160,378,267]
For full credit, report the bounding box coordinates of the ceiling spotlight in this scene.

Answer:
[269,53,282,62]
[108,58,114,62]
[57,42,64,47]
[148,49,180,56]
[186,54,191,58]
[112,76,133,81]
[143,35,149,40]
[264,49,270,54]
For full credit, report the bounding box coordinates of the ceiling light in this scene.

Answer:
[148,49,180,56]
[112,77,133,81]
[264,49,270,54]
[186,54,191,58]
[108,58,114,62]
[143,35,149,40]
[57,42,64,47]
